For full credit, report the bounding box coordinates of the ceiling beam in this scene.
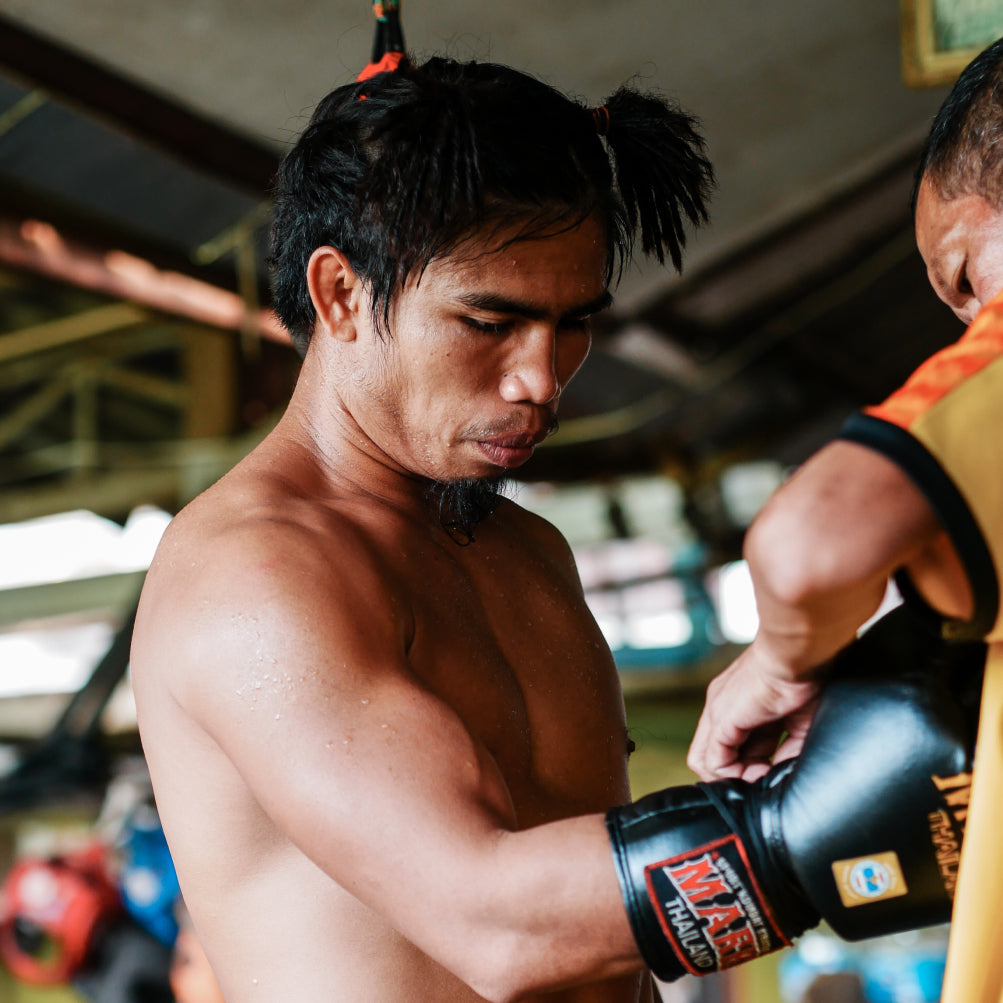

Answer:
[0,215,290,346]
[0,376,72,450]
[0,572,146,631]
[0,323,184,391]
[0,303,149,364]
[0,468,183,525]
[0,13,279,196]
[651,154,920,334]
[0,414,277,525]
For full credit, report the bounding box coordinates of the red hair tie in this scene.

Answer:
[358,0,408,82]
[591,105,611,137]
[358,51,407,81]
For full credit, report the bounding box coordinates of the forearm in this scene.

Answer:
[425,813,642,1001]
[496,815,641,981]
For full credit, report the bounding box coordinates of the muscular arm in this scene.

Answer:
[136,513,640,1003]
[688,439,970,781]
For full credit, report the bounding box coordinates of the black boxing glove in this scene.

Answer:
[606,604,984,982]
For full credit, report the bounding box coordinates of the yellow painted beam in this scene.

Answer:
[0,303,149,364]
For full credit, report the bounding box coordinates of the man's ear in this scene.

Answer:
[306,246,363,341]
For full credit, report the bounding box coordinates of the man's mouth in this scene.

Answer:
[473,421,556,469]
[465,412,558,469]
[475,436,538,468]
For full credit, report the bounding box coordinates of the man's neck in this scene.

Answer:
[278,348,507,541]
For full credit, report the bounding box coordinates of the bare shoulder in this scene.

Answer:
[493,495,584,588]
[132,460,413,721]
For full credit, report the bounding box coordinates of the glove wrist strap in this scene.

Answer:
[606,785,799,982]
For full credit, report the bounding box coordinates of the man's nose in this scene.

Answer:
[499,329,560,405]
[955,298,980,325]
[928,266,980,325]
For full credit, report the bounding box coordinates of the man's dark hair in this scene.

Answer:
[916,36,1003,209]
[269,56,715,355]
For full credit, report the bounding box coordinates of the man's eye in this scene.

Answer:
[463,317,511,335]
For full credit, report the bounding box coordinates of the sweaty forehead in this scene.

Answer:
[420,215,610,300]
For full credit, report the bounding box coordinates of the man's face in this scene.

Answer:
[347,214,609,483]
[915,174,1003,325]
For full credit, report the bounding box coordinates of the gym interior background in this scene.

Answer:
[0,1,995,1001]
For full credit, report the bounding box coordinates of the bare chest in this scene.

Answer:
[400,534,631,823]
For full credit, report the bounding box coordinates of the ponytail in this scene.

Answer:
[601,87,715,272]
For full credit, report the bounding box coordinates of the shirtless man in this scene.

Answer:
[131,56,713,1002]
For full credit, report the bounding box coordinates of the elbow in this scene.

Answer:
[743,499,825,609]
[447,918,578,1003]
[466,980,524,1003]
[745,492,892,618]
[742,485,889,650]
[454,935,539,1003]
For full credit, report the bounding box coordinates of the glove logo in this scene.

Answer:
[643,834,787,976]
[927,809,962,897]
[849,860,890,898]
[832,851,908,908]
[927,771,970,898]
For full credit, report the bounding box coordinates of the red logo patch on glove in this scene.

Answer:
[644,834,788,975]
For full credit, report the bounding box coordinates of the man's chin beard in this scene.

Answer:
[424,476,510,545]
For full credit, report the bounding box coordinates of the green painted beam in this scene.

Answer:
[0,571,146,630]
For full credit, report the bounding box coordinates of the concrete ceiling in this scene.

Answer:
[0,0,950,308]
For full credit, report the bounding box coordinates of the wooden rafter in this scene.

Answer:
[0,215,290,346]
